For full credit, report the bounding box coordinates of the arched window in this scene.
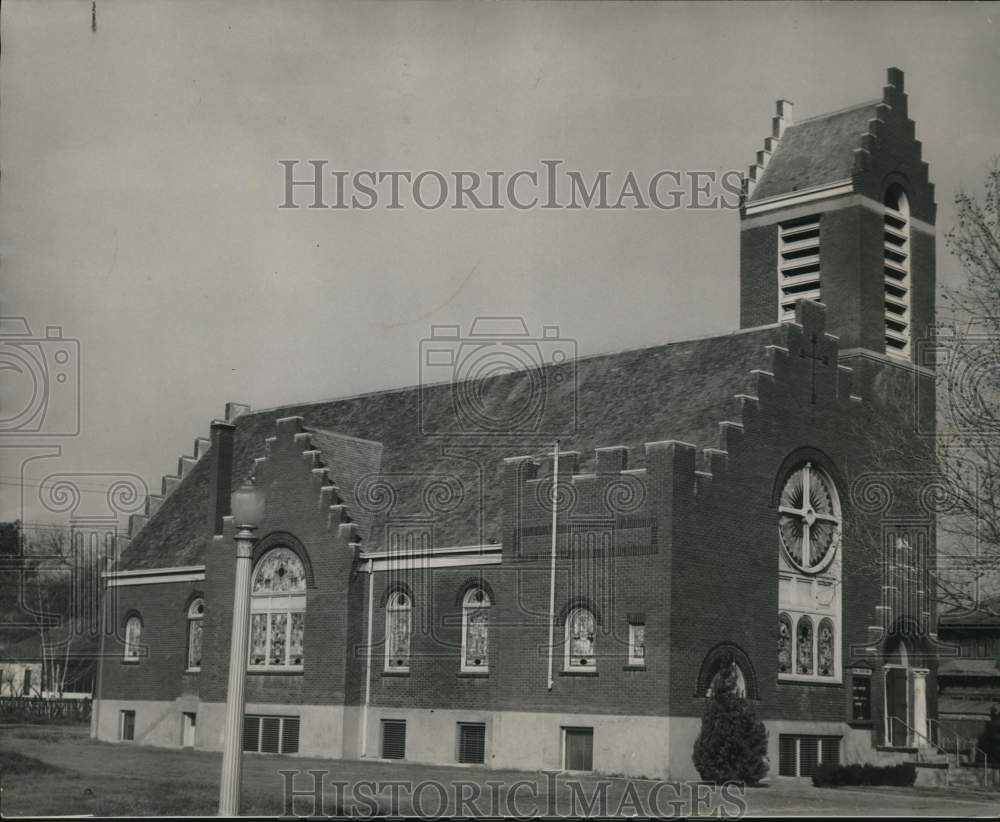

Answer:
[777,457,843,683]
[385,591,412,671]
[249,547,306,670]
[565,607,596,671]
[707,659,748,699]
[778,613,792,674]
[186,598,205,671]
[817,618,835,677]
[123,615,142,662]
[461,588,490,672]
[883,184,911,356]
[796,616,814,675]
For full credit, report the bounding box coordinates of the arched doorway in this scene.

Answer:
[883,633,930,748]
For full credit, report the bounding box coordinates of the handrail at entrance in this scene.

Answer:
[895,717,991,787]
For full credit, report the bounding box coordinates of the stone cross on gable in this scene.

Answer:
[800,333,829,405]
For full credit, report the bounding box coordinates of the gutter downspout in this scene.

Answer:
[546,440,560,691]
[91,552,109,739]
[361,558,374,757]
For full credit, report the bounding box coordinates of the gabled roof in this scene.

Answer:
[118,324,786,571]
[749,101,879,203]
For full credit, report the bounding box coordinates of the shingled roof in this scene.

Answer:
[117,324,785,571]
[748,101,880,203]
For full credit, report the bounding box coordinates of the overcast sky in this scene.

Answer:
[2,0,998,529]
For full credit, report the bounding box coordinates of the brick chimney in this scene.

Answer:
[207,419,236,535]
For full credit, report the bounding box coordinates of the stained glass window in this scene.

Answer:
[252,548,306,594]
[462,588,490,671]
[566,607,596,669]
[124,616,142,661]
[250,614,267,666]
[187,598,204,670]
[248,547,306,670]
[778,613,792,674]
[778,463,841,573]
[386,591,411,670]
[817,619,834,677]
[797,616,814,675]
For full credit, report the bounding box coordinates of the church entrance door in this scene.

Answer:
[884,666,909,746]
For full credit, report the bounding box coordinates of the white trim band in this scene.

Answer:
[744,179,854,216]
[104,565,206,587]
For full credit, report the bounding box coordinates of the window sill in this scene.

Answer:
[778,674,842,686]
[247,667,304,676]
[122,658,140,665]
[382,669,410,677]
[848,719,874,728]
[458,670,489,678]
[185,668,201,674]
[623,664,646,671]
[559,669,598,677]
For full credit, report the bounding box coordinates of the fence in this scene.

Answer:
[0,696,92,723]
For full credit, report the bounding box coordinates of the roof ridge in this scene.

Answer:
[793,98,881,126]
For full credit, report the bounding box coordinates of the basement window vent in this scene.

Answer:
[457,722,486,764]
[883,185,911,356]
[242,714,300,754]
[778,214,821,322]
[381,719,407,760]
[778,734,840,777]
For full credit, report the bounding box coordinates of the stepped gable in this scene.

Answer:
[125,432,211,541]
[746,67,933,218]
[119,320,863,569]
[116,402,249,570]
[505,300,861,556]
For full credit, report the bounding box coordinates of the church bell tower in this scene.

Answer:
[739,68,936,366]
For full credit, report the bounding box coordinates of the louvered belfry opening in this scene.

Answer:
[778,214,821,321]
[883,185,911,356]
[381,719,407,760]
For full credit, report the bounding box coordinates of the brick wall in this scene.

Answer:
[99,579,202,701]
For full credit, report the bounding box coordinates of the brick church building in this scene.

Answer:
[93,68,943,781]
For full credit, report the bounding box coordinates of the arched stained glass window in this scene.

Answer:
[249,548,306,670]
[461,588,490,672]
[385,591,412,671]
[124,615,142,662]
[252,548,306,594]
[707,658,748,699]
[778,613,792,674]
[818,618,835,677]
[796,616,814,675]
[565,607,596,670]
[187,598,204,671]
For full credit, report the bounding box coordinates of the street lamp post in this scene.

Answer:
[218,479,266,817]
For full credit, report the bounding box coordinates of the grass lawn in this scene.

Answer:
[0,731,290,817]
[1,726,998,817]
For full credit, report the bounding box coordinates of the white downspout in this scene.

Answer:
[361,558,374,757]
[546,440,560,691]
